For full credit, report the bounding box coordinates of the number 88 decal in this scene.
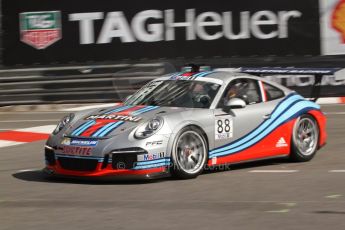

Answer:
[215,117,233,140]
[217,119,231,133]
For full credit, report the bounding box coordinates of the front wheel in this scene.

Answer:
[290,114,319,162]
[171,127,208,179]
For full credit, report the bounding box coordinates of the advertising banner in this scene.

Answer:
[321,0,345,55]
[2,0,320,66]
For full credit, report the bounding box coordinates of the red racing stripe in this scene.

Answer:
[181,72,197,77]
[0,131,49,142]
[79,120,113,137]
[208,119,295,166]
[48,162,167,177]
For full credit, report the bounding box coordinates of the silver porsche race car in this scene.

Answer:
[44,67,327,180]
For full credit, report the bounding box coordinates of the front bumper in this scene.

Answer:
[43,167,170,181]
[44,146,171,180]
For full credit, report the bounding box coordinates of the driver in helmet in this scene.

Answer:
[224,81,249,105]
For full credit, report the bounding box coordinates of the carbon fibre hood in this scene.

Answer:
[64,105,186,138]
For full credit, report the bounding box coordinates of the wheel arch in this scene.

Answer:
[166,121,211,161]
[306,110,327,148]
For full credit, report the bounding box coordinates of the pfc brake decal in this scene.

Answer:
[215,116,233,140]
[146,140,163,146]
[20,11,62,49]
[209,93,320,158]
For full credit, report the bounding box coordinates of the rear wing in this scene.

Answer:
[240,67,345,102]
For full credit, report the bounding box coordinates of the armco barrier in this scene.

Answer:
[0,63,174,106]
[0,60,344,106]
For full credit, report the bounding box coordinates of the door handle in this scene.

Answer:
[263,114,271,120]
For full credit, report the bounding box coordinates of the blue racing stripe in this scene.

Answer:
[210,94,303,155]
[210,94,299,152]
[133,160,171,170]
[210,100,320,158]
[105,105,133,114]
[193,71,212,78]
[136,158,170,166]
[91,122,118,137]
[97,121,124,137]
[130,106,154,116]
[71,120,96,136]
[131,106,159,116]
[169,72,183,80]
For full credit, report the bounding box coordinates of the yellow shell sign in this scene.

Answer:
[332,0,345,43]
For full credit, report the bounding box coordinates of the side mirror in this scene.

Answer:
[223,98,246,112]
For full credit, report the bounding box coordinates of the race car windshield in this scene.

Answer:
[124,80,221,108]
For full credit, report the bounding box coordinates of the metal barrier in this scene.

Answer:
[0,63,175,106]
[0,59,344,106]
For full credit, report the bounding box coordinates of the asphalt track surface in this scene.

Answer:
[0,105,344,230]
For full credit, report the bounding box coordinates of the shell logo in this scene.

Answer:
[332,0,345,43]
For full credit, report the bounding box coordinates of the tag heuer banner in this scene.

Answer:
[2,0,320,66]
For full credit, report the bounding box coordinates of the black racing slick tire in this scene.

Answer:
[290,114,320,162]
[171,126,208,179]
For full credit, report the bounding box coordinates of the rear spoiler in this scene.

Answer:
[240,67,345,102]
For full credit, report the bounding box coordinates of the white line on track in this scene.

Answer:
[0,119,58,123]
[325,112,345,115]
[0,111,68,114]
[16,168,41,173]
[0,140,25,148]
[325,194,342,199]
[249,170,299,173]
[265,209,290,213]
[16,125,56,133]
[329,170,345,173]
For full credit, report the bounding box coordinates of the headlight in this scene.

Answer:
[53,113,75,135]
[134,117,163,139]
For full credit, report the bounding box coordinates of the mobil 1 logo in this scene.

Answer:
[215,116,233,140]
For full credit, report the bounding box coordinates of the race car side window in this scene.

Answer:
[263,82,285,101]
[217,78,262,108]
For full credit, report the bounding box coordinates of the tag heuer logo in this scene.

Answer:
[19,11,62,49]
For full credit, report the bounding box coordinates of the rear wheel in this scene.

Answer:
[290,114,319,162]
[171,127,208,179]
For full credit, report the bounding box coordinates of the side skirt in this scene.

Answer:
[207,154,289,170]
